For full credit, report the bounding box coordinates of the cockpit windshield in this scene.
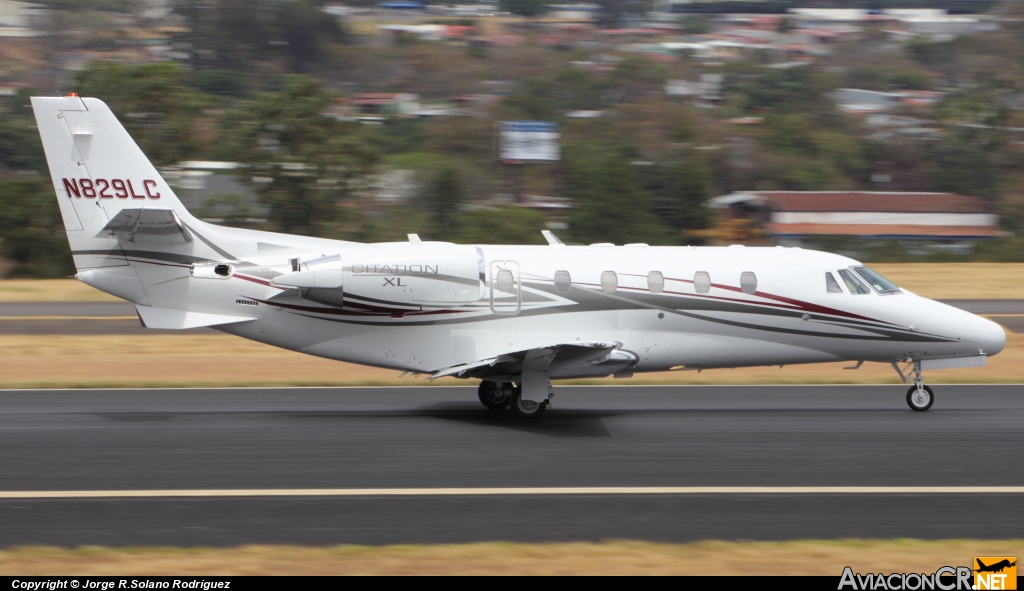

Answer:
[837,269,870,295]
[853,266,901,294]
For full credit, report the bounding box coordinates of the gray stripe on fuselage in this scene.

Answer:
[72,249,209,266]
[281,283,953,343]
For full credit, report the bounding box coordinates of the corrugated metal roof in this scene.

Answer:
[766,223,1003,238]
[752,192,990,213]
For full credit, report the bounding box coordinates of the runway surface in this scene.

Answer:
[0,385,1021,546]
[2,300,1021,334]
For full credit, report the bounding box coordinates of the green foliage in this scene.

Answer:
[682,16,711,35]
[610,56,671,103]
[194,194,265,230]
[235,76,383,237]
[564,143,669,245]
[0,96,47,174]
[0,179,74,278]
[972,236,1024,262]
[379,119,426,155]
[423,165,465,227]
[642,158,713,242]
[34,0,133,9]
[177,0,347,71]
[905,37,961,69]
[928,128,999,199]
[190,70,251,98]
[74,62,207,166]
[278,0,349,71]
[725,65,838,124]
[451,205,549,245]
[499,0,548,17]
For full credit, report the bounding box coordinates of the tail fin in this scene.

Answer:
[32,95,214,305]
[32,96,197,271]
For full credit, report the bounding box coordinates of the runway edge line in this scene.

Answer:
[2,486,1024,499]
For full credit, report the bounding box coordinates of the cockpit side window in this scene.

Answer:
[838,269,870,295]
[825,272,842,294]
[853,266,901,294]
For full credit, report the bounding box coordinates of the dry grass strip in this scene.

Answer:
[1,332,1022,388]
[1,540,1022,575]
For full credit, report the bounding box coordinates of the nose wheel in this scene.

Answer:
[894,358,935,412]
[906,384,934,411]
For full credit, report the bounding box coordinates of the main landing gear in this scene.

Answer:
[893,358,934,412]
[478,375,552,419]
[477,381,513,410]
[510,386,547,419]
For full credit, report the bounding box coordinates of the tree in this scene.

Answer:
[0,92,47,174]
[74,62,206,166]
[233,76,382,237]
[0,179,74,278]
[928,128,999,199]
[643,157,712,242]
[564,143,668,244]
[499,0,548,18]
[177,0,347,71]
[453,205,548,245]
[424,165,465,228]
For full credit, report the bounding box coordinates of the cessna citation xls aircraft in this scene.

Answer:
[32,95,1006,418]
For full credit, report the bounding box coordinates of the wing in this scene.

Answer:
[427,341,638,381]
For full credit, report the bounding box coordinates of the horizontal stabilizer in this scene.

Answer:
[136,306,256,330]
[98,209,192,244]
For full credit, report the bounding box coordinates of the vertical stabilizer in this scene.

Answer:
[31,96,196,276]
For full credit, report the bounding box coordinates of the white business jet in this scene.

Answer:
[31,96,1006,418]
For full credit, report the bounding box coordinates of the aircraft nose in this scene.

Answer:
[972,315,1007,357]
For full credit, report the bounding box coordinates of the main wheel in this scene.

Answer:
[906,385,934,412]
[478,381,511,410]
[510,385,547,419]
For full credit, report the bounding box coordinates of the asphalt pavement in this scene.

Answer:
[0,385,1020,546]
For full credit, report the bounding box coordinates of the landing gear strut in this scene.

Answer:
[894,358,934,412]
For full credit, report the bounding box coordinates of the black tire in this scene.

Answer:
[478,381,511,410]
[906,385,934,412]
[509,384,547,419]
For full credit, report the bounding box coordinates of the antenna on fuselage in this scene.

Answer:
[541,230,564,246]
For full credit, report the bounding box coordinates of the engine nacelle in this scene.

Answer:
[273,243,485,309]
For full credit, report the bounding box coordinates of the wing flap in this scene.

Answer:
[428,341,637,381]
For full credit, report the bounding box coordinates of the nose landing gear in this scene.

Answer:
[893,358,935,412]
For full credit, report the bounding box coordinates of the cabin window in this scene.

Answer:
[496,269,515,293]
[647,271,664,294]
[854,266,901,294]
[825,272,842,294]
[740,272,757,295]
[600,271,618,293]
[694,271,711,294]
[838,269,870,295]
[553,270,571,293]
